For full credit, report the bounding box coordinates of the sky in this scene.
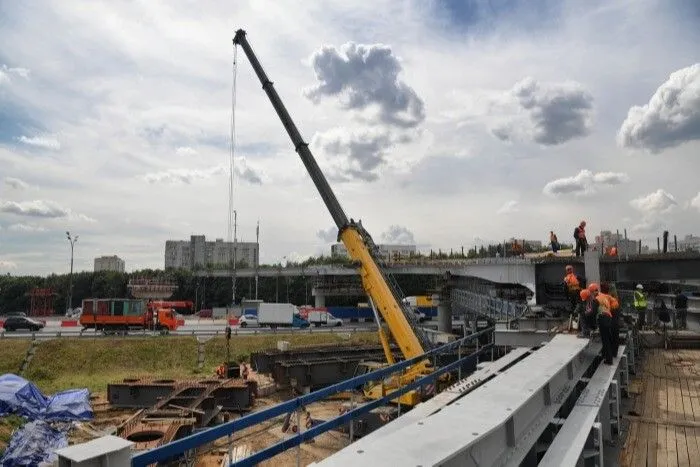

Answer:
[0,0,699,275]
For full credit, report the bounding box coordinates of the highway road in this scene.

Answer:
[0,321,379,340]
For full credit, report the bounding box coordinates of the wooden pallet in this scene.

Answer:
[620,348,700,466]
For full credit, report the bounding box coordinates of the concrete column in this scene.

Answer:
[584,250,601,285]
[436,292,452,333]
[313,289,326,308]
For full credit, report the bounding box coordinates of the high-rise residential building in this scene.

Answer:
[94,255,125,272]
[165,235,259,270]
[331,243,417,262]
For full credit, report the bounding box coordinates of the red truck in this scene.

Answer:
[80,298,181,333]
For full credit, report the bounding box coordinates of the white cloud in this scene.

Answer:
[497,200,519,214]
[0,260,18,270]
[17,135,61,150]
[311,127,409,182]
[8,223,47,232]
[543,169,629,197]
[617,63,700,153]
[304,42,425,128]
[3,177,29,190]
[630,189,677,214]
[493,77,594,146]
[690,192,700,212]
[0,64,30,84]
[380,225,416,244]
[143,160,262,185]
[0,200,70,218]
[175,146,198,157]
[316,226,337,243]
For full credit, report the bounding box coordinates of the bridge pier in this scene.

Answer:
[436,292,452,333]
[584,250,601,284]
[313,288,326,308]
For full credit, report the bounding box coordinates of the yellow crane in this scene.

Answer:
[233,29,439,406]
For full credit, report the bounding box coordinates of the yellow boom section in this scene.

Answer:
[340,227,425,359]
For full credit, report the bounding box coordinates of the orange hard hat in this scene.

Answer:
[580,289,591,300]
[588,283,599,292]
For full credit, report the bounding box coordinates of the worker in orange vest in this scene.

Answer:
[216,364,226,379]
[600,282,620,358]
[577,288,597,338]
[589,283,615,364]
[563,265,582,315]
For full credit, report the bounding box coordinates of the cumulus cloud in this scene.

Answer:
[0,200,70,218]
[0,260,18,270]
[690,192,700,212]
[380,225,416,244]
[630,189,677,214]
[316,226,337,243]
[17,135,61,150]
[543,169,629,196]
[144,160,262,185]
[497,200,519,214]
[304,43,425,128]
[8,223,47,232]
[3,177,29,190]
[494,77,594,146]
[312,127,404,182]
[617,63,700,153]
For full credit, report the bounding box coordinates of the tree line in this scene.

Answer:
[0,267,441,315]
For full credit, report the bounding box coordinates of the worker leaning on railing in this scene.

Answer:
[633,284,648,327]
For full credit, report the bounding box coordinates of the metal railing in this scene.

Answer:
[451,289,529,322]
[130,327,494,466]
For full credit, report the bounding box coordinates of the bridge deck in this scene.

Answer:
[620,348,700,467]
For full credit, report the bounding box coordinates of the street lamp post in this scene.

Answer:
[66,231,78,313]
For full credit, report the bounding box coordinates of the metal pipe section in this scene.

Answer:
[232,29,349,230]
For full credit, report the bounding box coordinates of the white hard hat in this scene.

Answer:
[636,284,643,290]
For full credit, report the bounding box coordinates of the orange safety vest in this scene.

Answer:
[596,294,614,317]
[564,273,580,292]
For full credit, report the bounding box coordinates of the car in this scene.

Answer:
[238,314,259,328]
[2,316,45,332]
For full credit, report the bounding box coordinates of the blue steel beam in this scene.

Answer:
[131,327,494,466]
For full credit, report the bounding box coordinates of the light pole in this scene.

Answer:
[66,231,78,313]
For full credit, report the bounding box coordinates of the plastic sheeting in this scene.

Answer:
[0,420,68,467]
[0,373,93,421]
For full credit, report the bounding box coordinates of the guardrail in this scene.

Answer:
[0,325,377,340]
[451,289,529,322]
[130,327,495,466]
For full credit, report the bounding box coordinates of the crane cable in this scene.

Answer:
[228,44,239,244]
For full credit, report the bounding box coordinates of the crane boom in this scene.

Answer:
[233,29,429,361]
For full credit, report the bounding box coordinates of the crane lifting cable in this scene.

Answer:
[229,43,239,305]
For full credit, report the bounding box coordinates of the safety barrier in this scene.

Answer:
[130,327,495,466]
[451,289,529,322]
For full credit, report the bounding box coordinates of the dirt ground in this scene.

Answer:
[58,372,352,467]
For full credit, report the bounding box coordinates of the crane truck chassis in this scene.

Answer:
[233,29,449,407]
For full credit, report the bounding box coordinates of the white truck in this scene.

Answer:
[307,310,343,327]
[257,303,310,328]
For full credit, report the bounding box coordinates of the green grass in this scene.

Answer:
[1,332,378,395]
[0,341,32,375]
[0,414,25,454]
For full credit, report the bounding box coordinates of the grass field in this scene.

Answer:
[0,332,378,395]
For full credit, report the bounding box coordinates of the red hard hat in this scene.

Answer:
[580,289,591,300]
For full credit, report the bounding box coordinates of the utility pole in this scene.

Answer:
[66,231,79,313]
[255,220,259,300]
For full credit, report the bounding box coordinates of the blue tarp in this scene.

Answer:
[0,420,68,466]
[0,374,93,421]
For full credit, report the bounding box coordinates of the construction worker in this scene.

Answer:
[675,288,688,330]
[574,221,588,257]
[550,231,560,254]
[216,364,226,379]
[633,284,648,328]
[563,265,582,315]
[589,283,614,364]
[600,283,620,358]
[577,288,594,337]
